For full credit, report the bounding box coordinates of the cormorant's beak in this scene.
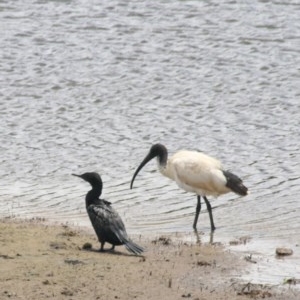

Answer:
[72,173,82,178]
[130,151,156,189]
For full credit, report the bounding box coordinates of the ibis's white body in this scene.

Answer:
[159,150,231,197]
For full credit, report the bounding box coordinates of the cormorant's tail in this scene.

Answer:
[124,240,144,255]
[223,170,248,196]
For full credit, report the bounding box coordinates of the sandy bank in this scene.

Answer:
[0,218,298,300]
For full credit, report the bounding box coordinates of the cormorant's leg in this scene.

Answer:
[203,196,216,231]
[99,242,115,252]
[99,242,105,252]
[193,195,201,229]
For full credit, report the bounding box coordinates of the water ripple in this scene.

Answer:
[0,0,300,285]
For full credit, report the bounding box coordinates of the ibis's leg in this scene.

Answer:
[109,245,115,251]
[193,228,201,245]
[203,196,216,231]
[209,230,214,244]
[193,196,201,229]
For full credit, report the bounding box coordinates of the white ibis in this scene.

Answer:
[130,143,248,231]
[73,172,144,255]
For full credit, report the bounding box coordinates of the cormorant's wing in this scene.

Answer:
[87,202,129,243]
[88,202,144,255]
[102,199,112,205]
[93,198,111,206]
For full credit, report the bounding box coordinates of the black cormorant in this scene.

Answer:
[73,172,144,255]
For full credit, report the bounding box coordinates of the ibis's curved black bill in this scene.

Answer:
[130,151,156,189]
[130,144,168,189]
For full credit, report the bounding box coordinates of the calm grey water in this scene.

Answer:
[1,0,299,285]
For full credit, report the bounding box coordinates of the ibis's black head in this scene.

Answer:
[72,172,103,189]
[130,143,168,189]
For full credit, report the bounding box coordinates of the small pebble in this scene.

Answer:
[82,242,92,250]
[276,247,293,256]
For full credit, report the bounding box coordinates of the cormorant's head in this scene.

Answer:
[72,172,102,187]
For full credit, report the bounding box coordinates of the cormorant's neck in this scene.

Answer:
[85,185,102,207]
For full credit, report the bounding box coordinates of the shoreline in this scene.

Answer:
[0,217,298,300]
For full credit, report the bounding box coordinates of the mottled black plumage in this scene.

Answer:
[73,172,143,255]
